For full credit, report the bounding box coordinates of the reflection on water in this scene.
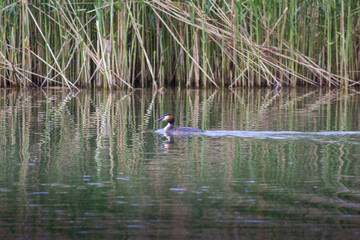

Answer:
[0,88,359,239]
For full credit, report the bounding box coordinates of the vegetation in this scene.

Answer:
[0,0,359,89]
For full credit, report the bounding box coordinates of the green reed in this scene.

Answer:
[0,1,359,89]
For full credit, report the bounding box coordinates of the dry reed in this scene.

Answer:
[0,0,359,89]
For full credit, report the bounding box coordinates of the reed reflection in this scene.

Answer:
[0,88,359,239]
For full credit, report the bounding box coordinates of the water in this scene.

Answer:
[0,88,359,239]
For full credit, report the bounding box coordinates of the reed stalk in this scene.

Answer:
[0,0,358,89]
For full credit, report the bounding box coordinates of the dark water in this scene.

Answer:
[0,88,359,239]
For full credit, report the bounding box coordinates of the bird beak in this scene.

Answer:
[156,116,164,122]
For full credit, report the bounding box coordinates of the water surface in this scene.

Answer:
[0,88,359,239]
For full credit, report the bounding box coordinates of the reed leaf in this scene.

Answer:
[0,0,358,89]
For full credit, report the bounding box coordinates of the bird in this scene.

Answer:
[156,113,204,136]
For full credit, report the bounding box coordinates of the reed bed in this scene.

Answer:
[0,0,359,89]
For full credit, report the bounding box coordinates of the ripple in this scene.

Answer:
[156,129,360,143]
[170,187,187,191]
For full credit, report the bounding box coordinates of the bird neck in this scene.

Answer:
[164,120,174,132]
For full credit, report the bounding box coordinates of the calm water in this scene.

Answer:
[0,88,359,239]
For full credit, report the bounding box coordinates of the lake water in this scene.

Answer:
[0,88,359,239]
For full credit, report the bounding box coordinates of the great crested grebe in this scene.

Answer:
[156,113,204,136]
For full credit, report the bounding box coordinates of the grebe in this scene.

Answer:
[156,113,204,136]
